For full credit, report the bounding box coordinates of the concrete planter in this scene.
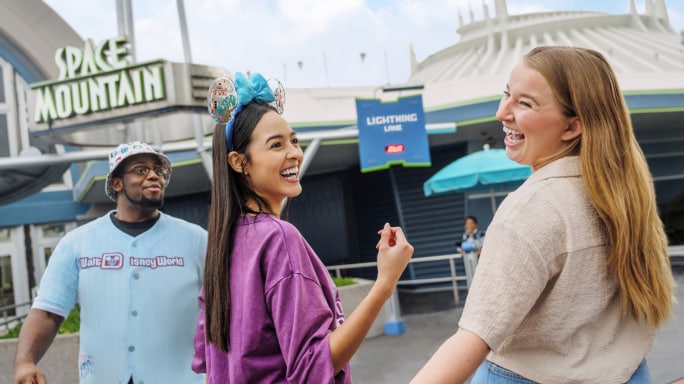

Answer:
[336,278,386,338]
[0,333,79,384]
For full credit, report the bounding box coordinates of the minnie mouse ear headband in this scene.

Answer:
[207,72,285,151]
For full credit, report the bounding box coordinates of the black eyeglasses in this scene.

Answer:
[124,165,170,179]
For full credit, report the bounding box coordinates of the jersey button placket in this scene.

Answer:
[130,241,140,361]
[130,278,139,319]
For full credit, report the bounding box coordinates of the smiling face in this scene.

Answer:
[496,61,582,170]
[231,111,303,214]
[112,154,167,212]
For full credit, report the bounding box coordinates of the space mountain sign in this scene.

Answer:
[31,36,164,124]
[28,36,230,145]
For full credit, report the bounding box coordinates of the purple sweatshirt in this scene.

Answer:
[193,214,351,383]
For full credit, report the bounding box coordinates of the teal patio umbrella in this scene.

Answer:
[423,145,532,213]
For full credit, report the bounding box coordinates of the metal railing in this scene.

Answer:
[327,253,473,306]
[326,253,475,335]
[670,246,684,266]
[0,301,32,333]
[327,248,684,317]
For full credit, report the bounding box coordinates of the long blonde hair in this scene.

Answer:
[525,46,675,327]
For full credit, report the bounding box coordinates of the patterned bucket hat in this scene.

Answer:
[105,141,172,201]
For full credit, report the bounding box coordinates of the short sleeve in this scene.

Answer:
[32,234,79,318]
[458,222,550,350]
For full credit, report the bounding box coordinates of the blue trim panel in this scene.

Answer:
[423,93,684,126]
[0,33,46,82]
[425,100,500,124]
[624,93,684,109]
[0,190,90,227]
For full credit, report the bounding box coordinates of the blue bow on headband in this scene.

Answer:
[225,72,276,150]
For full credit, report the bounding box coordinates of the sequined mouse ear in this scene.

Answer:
[207,77,239,124]
[267,78,286,115]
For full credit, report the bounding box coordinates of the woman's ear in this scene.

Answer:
[562,117,583,141]
[227,151,247,174]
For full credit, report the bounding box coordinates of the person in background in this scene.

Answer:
[192,72,414,383]
[457,215,485,287]
[14,142,208,384]
[457,215,484,257]
[412,46,675,383]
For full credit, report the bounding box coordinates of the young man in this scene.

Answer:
[14,142,208,384]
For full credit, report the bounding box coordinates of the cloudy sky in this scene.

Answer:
[44,0,684,88]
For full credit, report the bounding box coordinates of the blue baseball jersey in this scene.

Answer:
[33,211,208,384]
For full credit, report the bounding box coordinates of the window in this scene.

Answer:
[32,222,75,282]
[44,246,54,265]
[0,254,14,316]
[0,114,8,157]
[0,68,5,103]
[656,178,684,245]
[41,224,67,238]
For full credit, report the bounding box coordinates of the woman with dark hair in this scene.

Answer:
[192,73,413,383]
[412,46,675,383]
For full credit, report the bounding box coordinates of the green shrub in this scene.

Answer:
[58,305,80,334]
[0,305,80,339]
[332,276,357,287]
[0,322,22,339]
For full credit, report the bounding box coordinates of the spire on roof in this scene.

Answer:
[653,0,672,30]
[409,43,418,75]
[645,0,654,16]
[494,0,508,18]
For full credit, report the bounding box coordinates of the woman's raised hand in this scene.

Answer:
[375,223,413,288]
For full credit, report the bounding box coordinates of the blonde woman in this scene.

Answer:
[412,46,675,384]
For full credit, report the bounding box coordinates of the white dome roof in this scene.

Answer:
[408,0,683,84]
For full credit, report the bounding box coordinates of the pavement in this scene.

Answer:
[350,267,684,384]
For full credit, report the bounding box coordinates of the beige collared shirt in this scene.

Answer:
[459,156,654,384]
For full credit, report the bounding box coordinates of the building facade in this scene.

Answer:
[1,0,683,316]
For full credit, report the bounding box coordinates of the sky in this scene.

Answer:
[43,0,684,89]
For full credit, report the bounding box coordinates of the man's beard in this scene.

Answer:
[123,188,164,209]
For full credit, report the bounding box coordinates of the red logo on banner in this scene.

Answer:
[385,144,405,154]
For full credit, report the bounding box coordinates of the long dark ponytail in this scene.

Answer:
[204,101,277,352]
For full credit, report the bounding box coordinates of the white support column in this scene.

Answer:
[176,0,213,180]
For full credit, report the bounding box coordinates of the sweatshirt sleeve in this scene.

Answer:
[260,218,349,383]
[191,291,207,374]
[266,273,343,383]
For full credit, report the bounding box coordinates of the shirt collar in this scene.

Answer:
[522,156,581,187]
